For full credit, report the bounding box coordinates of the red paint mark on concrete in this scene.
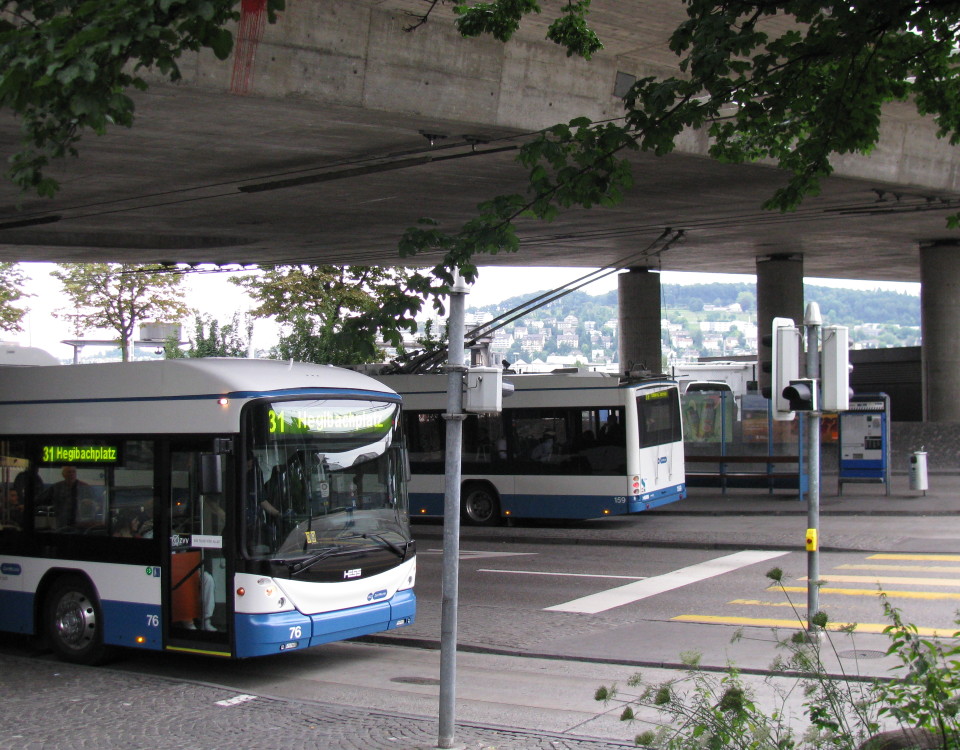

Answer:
[230,0,268,95]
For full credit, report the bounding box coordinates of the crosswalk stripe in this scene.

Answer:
[838,563,960,574]
[545,550,789,614]
[671,614,957,638]
[804,574,960,587]
[868,553,960,562]
[777,585,960,600]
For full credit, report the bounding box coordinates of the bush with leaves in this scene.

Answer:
[597,568,960,749]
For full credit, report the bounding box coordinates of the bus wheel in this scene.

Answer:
[44,576,108,665]
[462,484,501,526]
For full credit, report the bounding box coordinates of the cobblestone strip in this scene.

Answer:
[0,654,633,750]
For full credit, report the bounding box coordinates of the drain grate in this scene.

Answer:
[838,649,887,660]
[391,676,441,686]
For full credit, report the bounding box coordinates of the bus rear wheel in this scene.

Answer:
[461,483,501,526]
[44,576,108,665]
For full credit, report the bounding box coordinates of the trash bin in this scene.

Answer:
[909,451,929,492]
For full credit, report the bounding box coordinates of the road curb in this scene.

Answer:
[413,528,882,554]
[354,633,886,683]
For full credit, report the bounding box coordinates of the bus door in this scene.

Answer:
[167,443,230,650]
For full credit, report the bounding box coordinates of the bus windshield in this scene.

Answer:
[244,398,409,560]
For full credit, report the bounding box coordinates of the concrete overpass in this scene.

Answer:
[1,1,959,420]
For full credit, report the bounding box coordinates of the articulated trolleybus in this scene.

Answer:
[380,370,686,525]
[0,359,415,663]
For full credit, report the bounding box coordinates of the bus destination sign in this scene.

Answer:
[267,405,394,436]
[42,445,119,464]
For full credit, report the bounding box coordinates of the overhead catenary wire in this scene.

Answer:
[391,227,685,373]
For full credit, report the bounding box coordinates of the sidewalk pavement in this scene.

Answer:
[0,648,636,750]
[1,473,956,750]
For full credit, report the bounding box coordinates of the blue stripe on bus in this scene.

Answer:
[234,591,416,659]
[234,609,314,658]
[631,484,687,511]
[101,600,163,650]
[0,590,34,634]
[412,485,686,519]
[0,387,400,408]
[389,589,416,624]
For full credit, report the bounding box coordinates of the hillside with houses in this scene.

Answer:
[450,283,920,373]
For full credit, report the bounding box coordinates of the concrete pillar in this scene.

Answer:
[618,267,663,376]
[920,241,960,422]
[756,254,804,395]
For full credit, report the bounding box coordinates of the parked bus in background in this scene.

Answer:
[0,359,415,663]
[376,371,685,525]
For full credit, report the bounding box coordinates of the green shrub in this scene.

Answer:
[596,570,960,749]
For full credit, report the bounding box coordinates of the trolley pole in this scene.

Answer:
[438,274,468,749]
[804,302,822,633]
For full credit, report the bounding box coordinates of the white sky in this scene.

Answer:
[11,262,920,360]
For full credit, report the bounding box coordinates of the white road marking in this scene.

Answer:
[479,568,645,581]
[215,694,257,707]
[545,550,790,614]
[421,549,539,560]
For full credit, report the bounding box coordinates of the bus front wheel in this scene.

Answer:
[461,484,501,526]
[44,576,108,665]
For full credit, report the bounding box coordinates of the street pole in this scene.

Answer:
[438,273,468,749]
[804,302,822,632]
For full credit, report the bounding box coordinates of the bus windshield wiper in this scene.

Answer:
[339,532,412,560]
[281,546,355,577]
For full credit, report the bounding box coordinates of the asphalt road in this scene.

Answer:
[4,494,960,748]
[401,537,960,653]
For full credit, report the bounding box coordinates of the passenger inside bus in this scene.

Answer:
[13,467,43,505]
[112,507,141,538]
[599,415,624,445]
[40,466,94,530]
[0,488,22,528]
[531,431,556,462]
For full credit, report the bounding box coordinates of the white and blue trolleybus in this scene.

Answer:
[0,359,415,662]
[377,370,686,525]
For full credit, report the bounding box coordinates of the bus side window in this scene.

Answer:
[36,466,98,533]
[0,440,31,532]
[406,412,444,467]
[110,440,155,538]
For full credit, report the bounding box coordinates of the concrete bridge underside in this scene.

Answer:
[1,1,960,419]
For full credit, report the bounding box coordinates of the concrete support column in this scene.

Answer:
[756,254,804,395]
[920,242,960,422]
[618,267,663,376]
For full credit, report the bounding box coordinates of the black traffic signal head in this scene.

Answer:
[783,379,818,411]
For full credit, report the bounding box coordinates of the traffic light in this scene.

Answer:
[783,379,818,411]
[821,326,851,411]
[760,317,800,421]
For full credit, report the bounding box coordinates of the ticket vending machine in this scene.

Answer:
[837,393,891,496]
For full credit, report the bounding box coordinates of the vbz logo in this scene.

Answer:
[367,589,388,602]
[657,456,668,464]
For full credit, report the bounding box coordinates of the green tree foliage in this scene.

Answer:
[0,262,31,332]
[165,311,251,359]
[399,1,960,275]
[51,263,188,361]
[0,0,284,195]
[230,264,442,366]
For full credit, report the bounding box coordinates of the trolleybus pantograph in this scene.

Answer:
[376,370,686,525]
[0,358,415,663]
